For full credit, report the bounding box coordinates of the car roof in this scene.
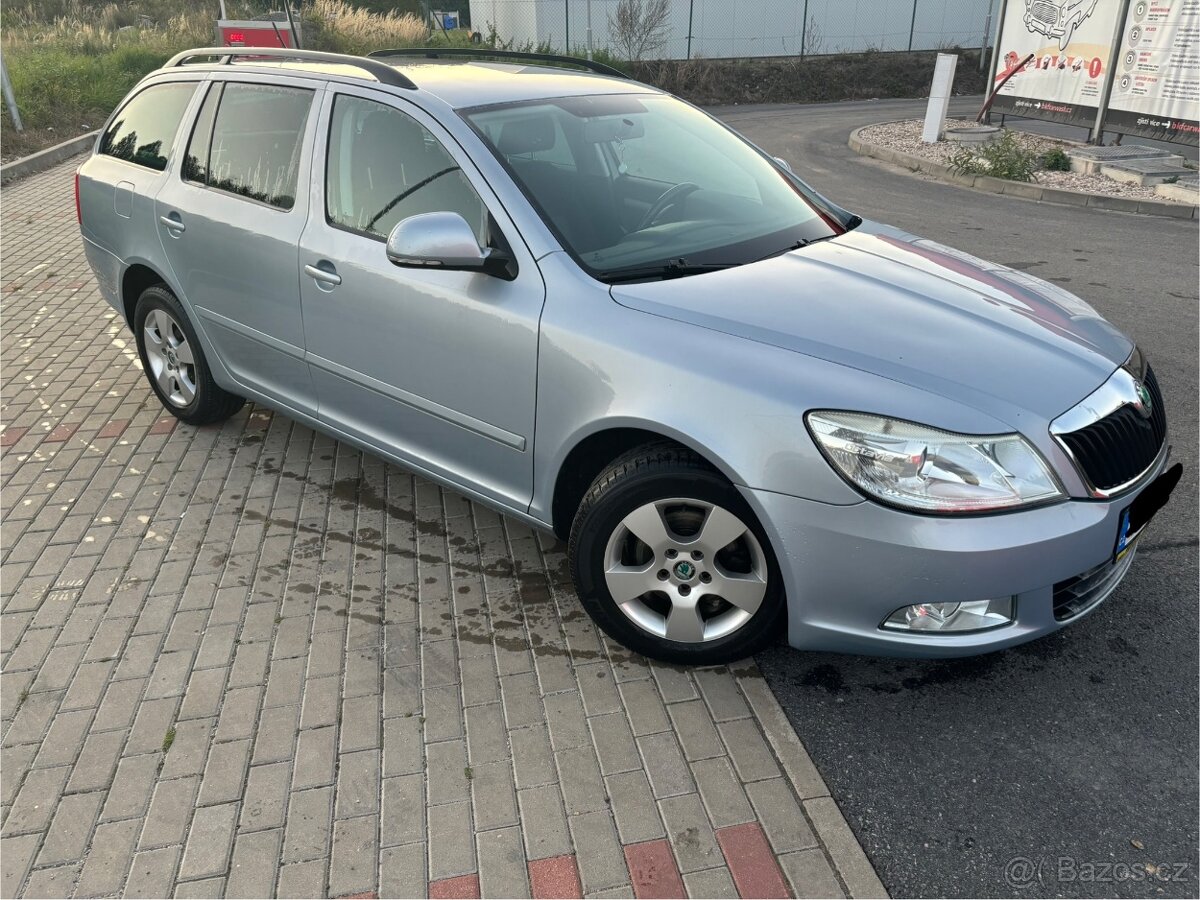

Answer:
[164,50,659,109]
[376,60,659,108]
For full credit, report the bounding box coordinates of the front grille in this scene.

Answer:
[1053,548,1135,621]
[1031,1,1059,24]
[1058,366,1167,492]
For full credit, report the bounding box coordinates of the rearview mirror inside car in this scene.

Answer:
[583,116,646,143]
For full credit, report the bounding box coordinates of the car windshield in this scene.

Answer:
[463,93,838,280]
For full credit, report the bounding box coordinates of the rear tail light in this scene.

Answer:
[74,170,82,225]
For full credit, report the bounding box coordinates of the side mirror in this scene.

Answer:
[773,156,793,173]
[386,211,508,275]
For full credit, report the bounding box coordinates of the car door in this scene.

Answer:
[299,87,546,511]
[154,75,321,413]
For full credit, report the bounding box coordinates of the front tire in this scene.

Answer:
[133,285,244,426]
[569,442,785,665]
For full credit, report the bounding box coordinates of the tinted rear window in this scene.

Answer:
[184,83,314,210]
[100,82,197,172]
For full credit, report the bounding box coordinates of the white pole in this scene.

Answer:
[922,53,957,142]
[0,48,22,132]
[218,0,227,18]
[586,0,593,59]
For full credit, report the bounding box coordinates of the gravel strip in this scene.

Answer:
[858,118,1167,200]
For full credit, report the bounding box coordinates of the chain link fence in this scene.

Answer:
[462,0,995,60]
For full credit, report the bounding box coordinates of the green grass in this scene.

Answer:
[8,44,178,131]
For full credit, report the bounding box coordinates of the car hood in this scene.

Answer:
[609,223,1132,426]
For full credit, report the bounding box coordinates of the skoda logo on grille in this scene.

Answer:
[1133,380,1154,419]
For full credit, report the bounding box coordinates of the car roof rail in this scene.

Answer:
[165,47,419,90]
[366,47,629,80]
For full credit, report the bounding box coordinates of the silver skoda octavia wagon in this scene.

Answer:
[78,46,1180,664]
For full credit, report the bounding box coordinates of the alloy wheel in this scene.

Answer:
[143,308,197,407]
[602,498,768,643]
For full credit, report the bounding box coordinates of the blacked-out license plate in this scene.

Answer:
[1114,462,1182,561]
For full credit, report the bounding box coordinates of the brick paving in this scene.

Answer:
[0,158,887,899]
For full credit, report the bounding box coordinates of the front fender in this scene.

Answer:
[527,252,1022,528]
[528,254,856,523]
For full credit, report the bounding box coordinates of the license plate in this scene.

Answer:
[1114,462,1182,561]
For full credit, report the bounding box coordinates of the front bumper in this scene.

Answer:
[743,451,1169,658]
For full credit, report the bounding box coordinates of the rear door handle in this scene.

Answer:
[304,263,342,287]
[159,214,185,234]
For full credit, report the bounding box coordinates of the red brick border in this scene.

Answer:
[529,855,582,899]
[717,823,791,899]
[96,419,129,440]
[44,423,77,442]
[429,874,481,899]
[0,426,27,447]
[624,839,686,900]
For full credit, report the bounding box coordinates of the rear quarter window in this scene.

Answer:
[100,82,197,172]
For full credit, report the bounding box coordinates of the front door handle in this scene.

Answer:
[304,263,342,287]
[159,213,185,235]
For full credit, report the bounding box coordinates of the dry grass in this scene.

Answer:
[310,0,428,55]
[0,0,440,157]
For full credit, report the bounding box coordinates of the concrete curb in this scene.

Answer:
[848,125,1198,220]
[737,664,889,899]
[1,131,97,184]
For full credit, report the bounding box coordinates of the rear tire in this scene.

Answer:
[133,285,244,426]
[569,442,785,665]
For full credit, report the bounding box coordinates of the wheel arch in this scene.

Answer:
[120,261,170,327]
[546,421,745,539]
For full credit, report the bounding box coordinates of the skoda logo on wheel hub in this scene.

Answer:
[673,560,696,581]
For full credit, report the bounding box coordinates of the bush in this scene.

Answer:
[948,130,1039,182]
[1040,147,1071,171]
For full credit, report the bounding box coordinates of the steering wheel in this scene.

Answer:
[637,182,701,231]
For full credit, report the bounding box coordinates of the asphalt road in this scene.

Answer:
[718,98,1200,899]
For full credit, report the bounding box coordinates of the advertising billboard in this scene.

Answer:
[1106,0,1200,145]
[990,0,1123,128]
[990,0,1199,144]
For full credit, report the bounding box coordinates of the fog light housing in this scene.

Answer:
[882,598,1015,633]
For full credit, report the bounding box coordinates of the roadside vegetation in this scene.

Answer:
[1,0,987,159]
[947,130,1040,182]
[1,0,450,158]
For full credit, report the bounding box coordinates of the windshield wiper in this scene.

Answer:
[598,258,737,283]
[751,232,843,265]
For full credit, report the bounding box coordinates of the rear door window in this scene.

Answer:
[184,82,314,210]
[100,82,197,172]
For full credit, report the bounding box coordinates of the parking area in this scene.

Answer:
[0,161,884,898]
[724,98,1199,899]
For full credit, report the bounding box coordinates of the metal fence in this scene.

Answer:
[464,0,996,60]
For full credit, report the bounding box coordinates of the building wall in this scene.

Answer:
[467,0,995,59]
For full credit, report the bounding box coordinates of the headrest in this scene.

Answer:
[360,110,426,159]
[496,116,556,156]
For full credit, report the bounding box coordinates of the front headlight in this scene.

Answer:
[806,411,1064,513]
